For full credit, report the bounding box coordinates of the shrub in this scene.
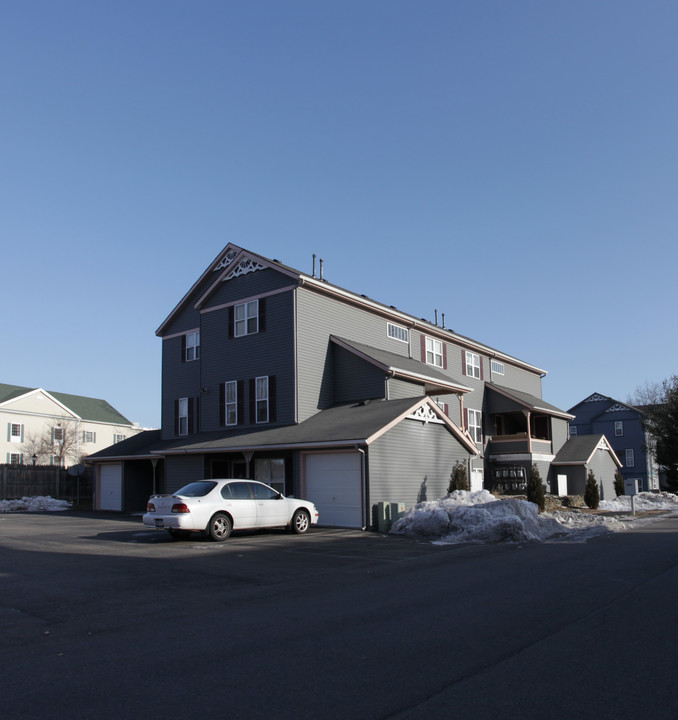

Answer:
[584,470,600,509]
[526,464,545,512]
[614,470,625,498]
[448,461,469,493]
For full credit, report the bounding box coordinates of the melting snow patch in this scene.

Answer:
[0,496,71,513]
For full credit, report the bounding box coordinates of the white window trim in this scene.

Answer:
[186,331,200,362]
[468,409,482,443]
[10,423,22,442]
[490,359,504,375]
[255,376,269,424]
[615,421,623,436]
[178,398,189,436]
[569,425,578,437]
[225,380,238,426]
[425,337,443,367]
[625,449,635,467]
[234,300,259,338]
[466,351,481,379]
[387,322,409,343]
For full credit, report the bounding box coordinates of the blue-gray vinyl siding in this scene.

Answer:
[165,454,206,493]
[333,345,386,404]
[296,288,415,420]
[551,418,570,455]
[161,272,297,439]
[387,378,426,401]
[367,418,472,512]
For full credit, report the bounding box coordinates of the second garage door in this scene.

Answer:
[304,452,362,528]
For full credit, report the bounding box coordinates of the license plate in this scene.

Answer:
[155,519,164,528]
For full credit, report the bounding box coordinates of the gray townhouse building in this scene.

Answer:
[89,244,621,524]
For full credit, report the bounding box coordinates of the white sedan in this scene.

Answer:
[143,479,319,541]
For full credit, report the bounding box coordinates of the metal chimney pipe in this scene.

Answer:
[434,309,438,326]
[312,254,317,279]
[320,258,324,281]
[442,313,446,329]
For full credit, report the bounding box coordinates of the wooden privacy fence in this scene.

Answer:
[0,464,93,505]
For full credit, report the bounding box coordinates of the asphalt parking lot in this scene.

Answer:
[3,511,678,720]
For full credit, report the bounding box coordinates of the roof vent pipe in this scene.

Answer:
[434,309,438,326]
[312,254,317,279]
[320,258,324,281]
[442,313,446,330]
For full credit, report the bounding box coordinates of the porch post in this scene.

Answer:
[525,410,532,453]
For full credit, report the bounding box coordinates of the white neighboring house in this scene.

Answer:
[1,383,144,467]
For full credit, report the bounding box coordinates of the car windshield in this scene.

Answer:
[176,481,217,497]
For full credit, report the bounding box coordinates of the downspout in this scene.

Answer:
[357,445,367,530]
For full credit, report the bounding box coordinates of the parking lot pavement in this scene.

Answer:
[4,512,678,720]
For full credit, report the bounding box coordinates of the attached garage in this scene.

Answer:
[303,451,363,528]
[98,463,123,511]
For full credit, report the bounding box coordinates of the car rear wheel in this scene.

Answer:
[291,509,310,534]
[208,513,232,541]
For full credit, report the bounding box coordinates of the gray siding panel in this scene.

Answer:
[368,419,472,512]
[388,379,425,401]
[165,455,206,493]
[333,346,386,403]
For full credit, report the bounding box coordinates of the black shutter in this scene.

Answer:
[259,297,266,333]
[238,380,245,425]
[188,398,194,435]
[269,375,276,422]
[249,378,256,424]
[174,399,179,436]
[219,383,225,426]
[228,307,234,339]
[461,349,467,376]
[181,334,186,363]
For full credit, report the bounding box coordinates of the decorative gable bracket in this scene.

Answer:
[225,258,265,280]
[407,404,444,425]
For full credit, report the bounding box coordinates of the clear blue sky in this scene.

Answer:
[2,1,676,428]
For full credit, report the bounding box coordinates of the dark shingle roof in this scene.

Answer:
[553,435,621,467]
[487,383,574,420]
[88,430,163,460]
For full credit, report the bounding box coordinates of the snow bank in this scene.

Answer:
[390,491,678,545]
[0,496,71,513]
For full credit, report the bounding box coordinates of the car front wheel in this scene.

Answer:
[291,509,310,534]
[207,513,232,541]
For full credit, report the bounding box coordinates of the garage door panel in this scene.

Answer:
[304,453,362,528]
[99,464,122,511]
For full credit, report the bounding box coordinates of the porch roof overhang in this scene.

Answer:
[486,383,575,420]
[552,434,623,468]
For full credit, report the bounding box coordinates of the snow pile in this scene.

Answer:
[599,491,678,513]
[0,496,71,513]
[390,490,678,545]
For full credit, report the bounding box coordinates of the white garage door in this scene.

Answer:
[304,452,362,528]
[99,463,123,511]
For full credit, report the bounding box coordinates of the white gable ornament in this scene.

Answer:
[585,393,607,403]
[407,405,444,425]
[605,403,627,413]
[226,258,265,279]
[213,249,239,272]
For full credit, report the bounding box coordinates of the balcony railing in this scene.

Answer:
[487,433,552,456]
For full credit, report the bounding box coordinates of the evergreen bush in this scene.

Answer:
[526,464,545,512]
[614,470,625,498]
[448,461,469,493]
[584,470,600,509]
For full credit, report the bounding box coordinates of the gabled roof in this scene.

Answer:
[567,392,645,422]
[0,383,133,425]
[486,383,574,420]
[155,243,547,376]
[88,430,163,460]
[552,434,622,467]
[90,397,479,460]
[331,336,472,394]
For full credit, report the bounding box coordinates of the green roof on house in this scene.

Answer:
[0,383,133,425]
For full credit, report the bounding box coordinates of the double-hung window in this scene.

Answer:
[467,409,483,443]
[53,427,64,444]
[466,352,481,379]
[224,381,238,426]
[10,423,22,442]
[615,421,623,436]
[425,337,443,367]
[185,332,200,361]
[114,434,125,444]
[82,431,96,443]
[625,449,635,467]
[234,300,259,337]
[178,398,189,436]
[255,376,269,423]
